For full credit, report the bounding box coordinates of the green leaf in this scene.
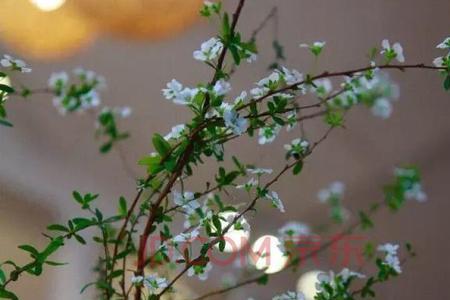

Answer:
[0,288,18,300]
[256,274,269,285]
[0,84,14,94]
[0,267,5,285]
[359,211,374,230]
[152,133,171,156]
[293,161,303,175]
[444,75,450,91]
[99,141,113,153]
[80,282,96,294]
[18,244,39,257]
[72,191,84,205]
[118,196,127,217]
[0,119,13,127]
[47,224,69,232]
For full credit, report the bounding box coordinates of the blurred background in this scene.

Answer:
[0,0,449,299]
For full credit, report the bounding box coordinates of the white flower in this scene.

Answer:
[193,37,224,62]
[173,191,200,213]
[143,274,168,294]
[433,56,444,67]
[213,79,232,96]
[188,262,212,281]
[48,72,69,90]
[338,268,365,282]
[257,71,281,89]
[381,39,405,63]
[233,91,247,107]
[113,106,132,118]
[247,167,273,175]
[312,78,333,96]
[266,191,285,213]
[162,79,198,105]
[317,181,345,203]
[404,183,427,202]
[172,227,200,244]
[162,79,183,100]
[131,275,144,285]
[250,86,269,97]
[258,125,281,144]
[371,97,393,119]
[377,243,401,273]
[223,106,248,135]
[0,54,31,73]
[80,90,101,109]
[436,37,450,49]
[300,41,326,56]
[284,138,309,156]
[273,291,306,300]
[279,67,303,85]
[278,221,310,241]
[165,124,186,140]
[236,177,258,191]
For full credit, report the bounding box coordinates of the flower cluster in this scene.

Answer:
[277,221,311,243]
[49,68,106,115]
[162,79,200,106]
[381,39,405,63]
[284,138,309,158]
[377,243,402,273]
[328,71,400,119]
[131,274,168,294]
[317,181,347,223]
[0,54,31,73]
[193,37,224,62]
[315,269,365,300]
[385,166,427,210]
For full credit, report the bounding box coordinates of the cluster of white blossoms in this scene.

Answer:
[265,191,285,213]
[258,124,282,145]
[172,226,201,244]
[277,221,311,243]
[311,78,333,97]
[98,106,132,120]
[272,291,306,300]
[193,37,224,62]
[381,39,405,63]
[377,243,402,273]
[317,181,345,203]
[394,167,428,202]
[433,37,450,67]
[162,79,199,106]
[48,68,106,115]
[164,124,186,141]
[130,274,168,294]
[0,54,31,73]
[330,70,400,119]
[188,262,213,281]
[284,138,310,157]
[316,268,365,295]
[172,190,200,213]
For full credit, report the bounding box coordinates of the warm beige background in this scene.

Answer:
[1,0,450,299]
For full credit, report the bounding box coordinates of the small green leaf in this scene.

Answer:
[0,119,13,127]
[444,75,450,91]
[118,196,127,217]
[293,161,303,175]
[0,84,14,94]
[256,274,269,285]
[152,133,171,156]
